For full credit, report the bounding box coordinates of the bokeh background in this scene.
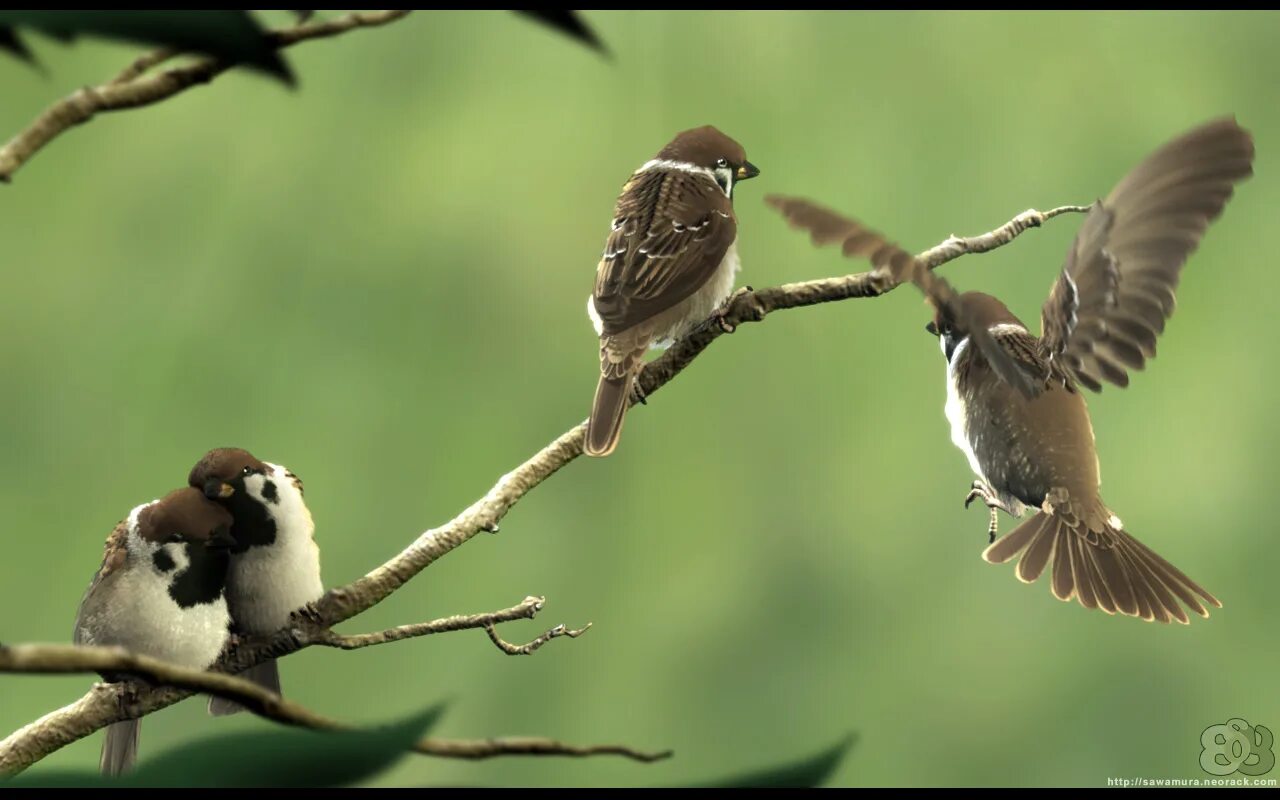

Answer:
[1,11,1276,787]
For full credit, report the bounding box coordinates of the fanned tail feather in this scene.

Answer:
[982,509,1219,623]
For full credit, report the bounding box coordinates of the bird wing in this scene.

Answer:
[1039,117,1254,392]
[766,194,1042,396]
[73,517,131,643]
[592,168,736,336]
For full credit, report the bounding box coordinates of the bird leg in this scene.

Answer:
[711,286,756,334]
[964,480,1010,544]
[629,377,648,406]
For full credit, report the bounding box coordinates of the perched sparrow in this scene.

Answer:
[188,447,322,714]
[585,125,760,456]
[74,488,235,776]
[768,117,1253,622]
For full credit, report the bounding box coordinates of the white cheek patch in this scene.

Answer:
[162,542,191,574]
[947,336,970,374]
[714,166,734,197]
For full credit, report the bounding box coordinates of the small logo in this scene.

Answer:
[1200,719,1274,777]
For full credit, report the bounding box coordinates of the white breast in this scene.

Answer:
[84,563,230,670]
[227,463,323,634]
[942,336,986,480]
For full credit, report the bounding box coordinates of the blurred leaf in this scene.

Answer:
[0,11,293,83]
[9,704,446,788]
[0,26,34,65]
[677,734,856,788]
[515,11,608,55]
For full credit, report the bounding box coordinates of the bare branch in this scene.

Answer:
[0,644,340,731]
[917,205,1092,269]
[417,736,672,763]
[0,10,412,183]
[110,47,179,84]
[486,621,593,655]
[0,203,1086,775]
[0,644,659,769]
[313,595,587,652]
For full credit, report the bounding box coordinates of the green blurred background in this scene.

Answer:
[1,11,1276,787]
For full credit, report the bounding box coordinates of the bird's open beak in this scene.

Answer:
[208,528,236,549]
[737,161,760,181]
[925,321,939,336]
[204,480,234,500]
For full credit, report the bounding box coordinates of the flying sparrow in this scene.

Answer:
[585,125,760,456]
[767,117,1253,622]
[188,447,322,714]
[74,487,235,775]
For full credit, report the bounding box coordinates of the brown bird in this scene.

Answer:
[74,488,235,775]
[768,117,1253,623]
[188,447,322,715]
[585,125,760,457]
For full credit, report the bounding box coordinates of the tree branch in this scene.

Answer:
[485,621,593,655]
[0,644,665,766]
[0,10,412,183]
[0,202,1086,776]
[312,595,590,653]
[416,737,672,763]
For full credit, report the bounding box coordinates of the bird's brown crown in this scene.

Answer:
[931,291,1026,336]
[188,447,269,488]
[137,487,234,545]
[656,125,748,171]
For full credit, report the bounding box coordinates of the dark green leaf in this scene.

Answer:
[0,11,293,83]
[515,11,608,55]
[8,704,446,788]
[678,733,856,788]
[0,26,35,65]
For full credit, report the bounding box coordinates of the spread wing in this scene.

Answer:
[592,169,736,336]
[73,517,131,643]
[1040,117,1254,392]
[766,194,1041,397]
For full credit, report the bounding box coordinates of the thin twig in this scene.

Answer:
[313,595,586,652]
[485,622,593,655]
[0,10,412,182]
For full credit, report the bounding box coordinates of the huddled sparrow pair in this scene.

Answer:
[74,448,322,775]
[586,119,1252,624]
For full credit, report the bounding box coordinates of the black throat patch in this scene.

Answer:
[223,487,277,554]
[168,544,230,608]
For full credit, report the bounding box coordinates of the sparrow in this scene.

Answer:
[74,487,236,776]
[584,125,760,457]
[768,117,1253,623]
[188,447,322,714]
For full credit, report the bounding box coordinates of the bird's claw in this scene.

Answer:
[712,286,759,334]
[963,480,1003,543]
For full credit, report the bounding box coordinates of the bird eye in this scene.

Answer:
[241,466,253,476]
[715,158,728,168]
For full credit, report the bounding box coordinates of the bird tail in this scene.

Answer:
[983,507,1221,624]
[101,719,140,777]
[208,659,281,716]
[585,372,634,458]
